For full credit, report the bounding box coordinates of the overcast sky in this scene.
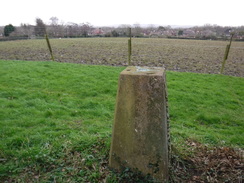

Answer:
[1,0,243,27]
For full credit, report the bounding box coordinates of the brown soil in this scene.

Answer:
[0,38,243,77]
[170,140,243,183]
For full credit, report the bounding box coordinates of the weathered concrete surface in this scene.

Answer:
[109,66,169,182]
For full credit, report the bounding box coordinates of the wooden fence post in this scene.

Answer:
[128,28,132,65]
[220,33,234,74]
[45,34,55,61]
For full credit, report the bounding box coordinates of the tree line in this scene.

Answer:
[1,17,244,40]
[1,18,94,39]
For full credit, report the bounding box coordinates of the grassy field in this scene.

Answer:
[0,60,243,182]
[0,38,243,77]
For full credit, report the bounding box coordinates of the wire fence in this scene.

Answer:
[0,23,244,77]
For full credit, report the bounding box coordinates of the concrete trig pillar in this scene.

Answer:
[109,66,169,182]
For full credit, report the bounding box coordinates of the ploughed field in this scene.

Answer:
[0,38,243,77]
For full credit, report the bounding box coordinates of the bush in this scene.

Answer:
[4,24,15,37]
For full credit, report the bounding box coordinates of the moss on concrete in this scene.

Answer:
[109,66,169,182]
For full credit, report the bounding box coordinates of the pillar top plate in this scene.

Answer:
[122,66,165,76]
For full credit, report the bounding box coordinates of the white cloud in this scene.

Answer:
[0,0,243,26]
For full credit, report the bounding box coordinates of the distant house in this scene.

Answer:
[183,29,196,38]
[149,30,162,37]
[236,35,244,40]
[160,30,177,37]
[91,28,104,36]
[201,30,216,37]
[224,28,232,36]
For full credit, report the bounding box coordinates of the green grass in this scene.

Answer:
[167,72,244,148]
[0,60,243,182]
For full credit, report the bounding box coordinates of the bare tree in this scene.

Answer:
[65,22,80,37]
[50,17,59,25]
[48,17,60,37]
[34,18,46,37]
[0,26,4,36]
[21,24,33,38]
[80,22,93,37]
[133,23,143,37]
[117,24,131,36]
